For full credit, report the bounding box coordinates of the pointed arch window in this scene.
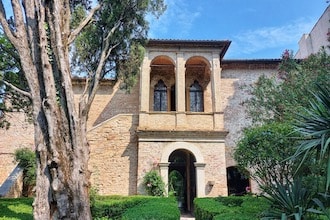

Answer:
[189,81,204,112]
[154,80,167,111]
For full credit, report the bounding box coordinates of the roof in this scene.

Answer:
[222,59,282,70]
[147,39,231,59]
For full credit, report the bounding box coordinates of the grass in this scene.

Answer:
[0,198,33,220]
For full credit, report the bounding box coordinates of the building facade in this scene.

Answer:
[0,40,280,211]
[295,5,330,59]
[84,40,280,212]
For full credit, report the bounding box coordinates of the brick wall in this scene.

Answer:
[87,81,140,195]
[0,112,34,186]
[88,114,139,195]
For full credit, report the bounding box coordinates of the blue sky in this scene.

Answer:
[147,0,329,59]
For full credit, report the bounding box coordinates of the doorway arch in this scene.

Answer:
[159,142,205,212]
[168,149,196,211]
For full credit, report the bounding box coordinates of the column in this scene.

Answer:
[176,52,186,112]
[176,52,186,128]
[139,56,151,129]
[211,52,223,130]
[140,56,151,112]
[195,162,206,197]
[211,52,221,112]
[159,162,169,196]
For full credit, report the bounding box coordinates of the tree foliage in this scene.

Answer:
[246,49,330,124]
[234,122,299,191]
[0,33,31,129]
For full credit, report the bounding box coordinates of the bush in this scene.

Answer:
[91,195,179,220]
[122,197,180,220]
[194,198,224,220]
[142,170,165,196]
[215,196,244,207]
[91,195,145,219]
[194,196,269,220]
[261,179,320,219]
[14,148,36,197]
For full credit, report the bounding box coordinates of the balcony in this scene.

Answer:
[138,111,225,132]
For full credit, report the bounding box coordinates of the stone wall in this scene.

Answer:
[0,166,23,198]
[87,81,140,195]
[221,64,278,192]
[88,114,139,195]
[137,140,227,197]
[72,79,116,129]
[0,112,34,186]
[221,67,277,167]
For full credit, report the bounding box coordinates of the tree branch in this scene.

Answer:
[67,4,101,45]
[0,79,31,99]
[0,1,19,46]
[82,19,122,116]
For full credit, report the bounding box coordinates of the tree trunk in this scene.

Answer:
[0,1,92,219]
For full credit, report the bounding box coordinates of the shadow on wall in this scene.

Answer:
[93,81,140,127]
[121,114,139,195]
[0,165,23,198]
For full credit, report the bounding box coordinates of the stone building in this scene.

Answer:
[0,39,280,210]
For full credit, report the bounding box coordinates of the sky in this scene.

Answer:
[147,0,329,59]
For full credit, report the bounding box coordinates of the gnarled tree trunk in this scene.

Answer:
[0,1,93,219]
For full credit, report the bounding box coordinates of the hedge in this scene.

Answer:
[92,195,180,220]
[194,196,269,220]
[122,197,180,220]
[0,196,179,220]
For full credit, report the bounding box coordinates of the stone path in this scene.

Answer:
[180,212,195,220]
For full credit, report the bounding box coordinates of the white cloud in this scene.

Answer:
[147,0,201,39]
[228,18,315,57]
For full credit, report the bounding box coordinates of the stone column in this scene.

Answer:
[139,56,151,129]
[211,52,223,130]
[140,56,151,112]
[211,52,221,112]
[195,162,206,197]
[176,52,186,128]
[159,162,169,196]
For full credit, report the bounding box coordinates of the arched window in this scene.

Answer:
[154,80,167,111]
[189,81,203,112]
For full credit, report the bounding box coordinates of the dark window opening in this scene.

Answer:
[154,80,167,111]
[189,81,203,112]
[227,167,250,196]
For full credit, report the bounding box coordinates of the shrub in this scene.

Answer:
[261,178,317,219]
[91,195,145,219]
[14,148,36,197]
[194,196,269,220]
[142,170,165,196]
[194,198,224,220]
[215,196,244,207]
[122,197,180,220]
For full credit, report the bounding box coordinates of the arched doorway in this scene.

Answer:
[226,166,250,195]
[168,149,196,212]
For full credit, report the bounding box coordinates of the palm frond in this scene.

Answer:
[293,84,330,191]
